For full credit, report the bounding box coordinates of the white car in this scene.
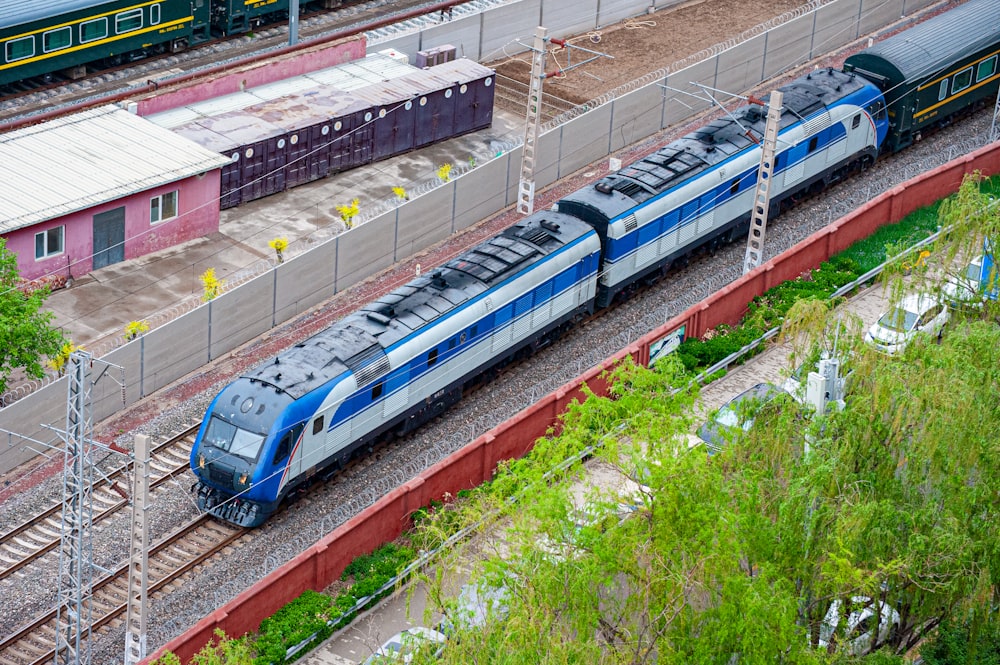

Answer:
[864,293,949,355]
[818,596,900,655]
[362,626,447,664]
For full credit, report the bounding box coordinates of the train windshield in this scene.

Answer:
[204,416,266,461]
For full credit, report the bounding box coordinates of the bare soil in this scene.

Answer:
[487,0,806,112]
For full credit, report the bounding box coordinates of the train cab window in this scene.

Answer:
[977,56,997,83]
[80,18,108,43]
[428,348,438,367]
[938,79,949,101]
[808,137,818,153]
[5,37,34,63]
[312,416,324,436]
[43,27,72,53]
[372,382,384,400]
[272,432,293,465]
[151,4,162,25]
[34,226,64,260]
[952,67,973,95]
[116,9,143,34]
[852,114,861,129]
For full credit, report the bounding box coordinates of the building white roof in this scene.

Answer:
[0,105,232,234]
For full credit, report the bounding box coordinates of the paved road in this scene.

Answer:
[300,281,896,664]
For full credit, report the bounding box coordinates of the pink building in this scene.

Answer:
[0,105,231,282]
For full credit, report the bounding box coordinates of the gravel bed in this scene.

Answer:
[0,106,992,662]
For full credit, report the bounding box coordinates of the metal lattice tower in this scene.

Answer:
[517,26,548,216]
[55,351,96,665]
[124,435,151,665]
[743,90,783,274]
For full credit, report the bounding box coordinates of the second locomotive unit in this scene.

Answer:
[190,0,1000,527]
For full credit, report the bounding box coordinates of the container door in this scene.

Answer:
[93,206,126,270]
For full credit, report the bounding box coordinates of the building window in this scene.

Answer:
[116,9,143,34]
[150,190,178,223]
[5,36,34,62]
[151,4,162,25]
[952,67,973,95]
[43,27,72,53]
[977,56,997,82]
[80,18,108,43]
[35,226,64,260]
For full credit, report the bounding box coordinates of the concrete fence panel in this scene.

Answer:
[597,0,648,26]
[208,271,276,359]
[372,33,423,61]
[394,184,456,260]
[335,212,397,292]
[142,307,210,394]
[91,342,142,420]
[0,381,64,474]
[480,0,543,61]
[608,83,664,153]
[532,127,564,191]
[902,0,936,16]
[812,0,862,58]
[715,36,767,100]
[542,0,600,38]
[558,104,613,177]
[661,57,718,127]
[273,240,337,325]
[454,155,510,231]
[503,145,525,206]
[418,14,483,62]
[858,0,904,37]
[761,12,815,79]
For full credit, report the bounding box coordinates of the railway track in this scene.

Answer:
[0,425,198,581]
[0,515,245,665]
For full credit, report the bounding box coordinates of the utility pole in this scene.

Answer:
[124,435,151,665]
[743,90,783,274]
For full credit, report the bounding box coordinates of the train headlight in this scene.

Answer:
[237,472,250,489]
[197,453,206,470]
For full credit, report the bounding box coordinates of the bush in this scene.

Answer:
[253,590,333,665]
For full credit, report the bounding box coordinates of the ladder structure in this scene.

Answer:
[743,90,783,274]
[517,26,549,216]
[124,435,151,665]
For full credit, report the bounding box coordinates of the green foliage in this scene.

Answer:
[254,591,332,664]
[341,542,415,583]
[0,237,66,394]
[921,617,1000,665]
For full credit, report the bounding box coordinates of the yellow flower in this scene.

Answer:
[124,320,150,341]
[201,268,224,301]
[437,163,452,182]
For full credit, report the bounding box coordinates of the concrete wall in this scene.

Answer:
[145,139,1000,665]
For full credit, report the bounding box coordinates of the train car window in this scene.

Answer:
[151,4,162,25]
[852,114,861,129]
[80,18,108,43]
[808,137,818,153]
[952,67,973,95]
[34,226,64,259]
[976,56,997,83]
[5,37,34,63]
[428,348,438,367]
[448,338,457,350]
[312,417,324,435]
[470,325,478,339]
[43,27,72,53]
[116,9,143,34]
[937,80,948,101]
[372,382,384,400]
[272,432,292,465]
[729,178,740,195]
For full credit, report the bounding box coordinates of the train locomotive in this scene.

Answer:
[0,0,341,88]
[190,0,1000,527]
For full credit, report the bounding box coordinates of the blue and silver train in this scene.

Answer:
[191,0,1000,526]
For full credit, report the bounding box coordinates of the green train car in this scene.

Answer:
[0,0,340,89]
[844,0,1000,153]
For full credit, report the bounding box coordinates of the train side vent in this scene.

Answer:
[520,228,553,247]
[622,214,638,232]
[801,110,831,136]
[345,346,390,386]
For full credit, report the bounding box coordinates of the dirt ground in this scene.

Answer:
[487,0,806,112]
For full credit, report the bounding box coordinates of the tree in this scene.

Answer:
[0,237,66,396]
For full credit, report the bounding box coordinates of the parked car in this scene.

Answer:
[696,382,789,452]
[818,596,900,655]
[362,626,447,664]
[864,293,949,355]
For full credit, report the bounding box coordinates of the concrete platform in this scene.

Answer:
[43,108,525,352]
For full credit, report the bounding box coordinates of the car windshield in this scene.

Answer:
[877,306,917,333]
[204,416,266,461]
[965,260,982,281]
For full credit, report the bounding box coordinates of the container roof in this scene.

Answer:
[0,105,232,233]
